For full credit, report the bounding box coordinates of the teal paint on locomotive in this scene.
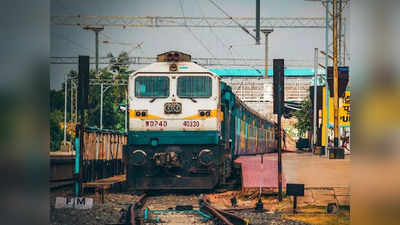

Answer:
[128,131,219,145]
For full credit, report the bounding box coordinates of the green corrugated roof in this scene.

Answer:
[209,68,326,77]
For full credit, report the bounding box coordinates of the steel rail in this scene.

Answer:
[200,196,247,225]
[130,193,147,225]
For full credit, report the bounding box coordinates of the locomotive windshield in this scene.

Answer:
[177,76,212,98]
[135,76,169,98]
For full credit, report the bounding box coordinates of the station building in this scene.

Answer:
[209,68,324,120]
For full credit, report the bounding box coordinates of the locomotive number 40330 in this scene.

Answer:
[183,120,200,127]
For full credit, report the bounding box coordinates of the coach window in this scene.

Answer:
[135,76,169,97]
[177,76,212,98]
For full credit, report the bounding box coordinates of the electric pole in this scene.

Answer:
[333,0,339,148]
[255,0,260,44]
[313,48,318,152]
[63,73,67,147]
[261,29,274,77]
[83,26,104,129]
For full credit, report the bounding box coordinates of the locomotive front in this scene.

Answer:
[124,51,225,190]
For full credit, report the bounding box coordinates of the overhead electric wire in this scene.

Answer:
[178,0,216,57]
[207,0,257,41]
[196,0,232,57]
[202,0,266,107]
[53,32,94,55]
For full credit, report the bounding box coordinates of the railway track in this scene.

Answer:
[114,193,248,225]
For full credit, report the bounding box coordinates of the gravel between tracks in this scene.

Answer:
[228,210,311,225]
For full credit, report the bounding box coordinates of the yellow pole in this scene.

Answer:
[322,87,327,147]
[333,0,339,148]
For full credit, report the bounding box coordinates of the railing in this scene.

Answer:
[82,128,127,182]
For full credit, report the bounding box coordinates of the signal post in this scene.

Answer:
[273,59,284,202]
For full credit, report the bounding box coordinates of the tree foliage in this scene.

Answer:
[50,110,64,151]
[49,51,132,151]
[294,98,312,137]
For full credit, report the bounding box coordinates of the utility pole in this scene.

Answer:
[261,29,274,77]
[324,2,330,157]
[64,73,67,147]
[83,26,104,129]
[100,82,104,129]
[125,88,128,132]
[83,26,104,75]
[70,78,73,123]
[338,0,343,65]
[255,0,260,44]
[333,0,339,148]
[313,48,318,152]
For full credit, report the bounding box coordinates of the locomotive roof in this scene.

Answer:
[130,61,220,79]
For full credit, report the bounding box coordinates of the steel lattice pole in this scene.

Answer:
[333,0,339,148]
[64,73,67,147]
[313,48,318,152]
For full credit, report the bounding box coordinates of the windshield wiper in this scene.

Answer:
[189,97,197,103]
[150,97,160,103]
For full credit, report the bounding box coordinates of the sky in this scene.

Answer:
[50,0,349,89]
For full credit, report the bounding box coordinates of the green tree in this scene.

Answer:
[49,89,64,112]
[50,110,64,151]
[49,51,132,151]
[85,51,132,131]
[106,51,132,79]
[294,98,312,138]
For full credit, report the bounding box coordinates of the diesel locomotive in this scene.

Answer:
[123,51,277,191]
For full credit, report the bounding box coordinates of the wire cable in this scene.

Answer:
[207,0,257,41]
[178,0,216,57]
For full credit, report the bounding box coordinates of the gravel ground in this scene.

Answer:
[50,188,139,225]
[229,210,312,225]
[50,188,311,225]
[50,188,211,225]
[144,211,213,225]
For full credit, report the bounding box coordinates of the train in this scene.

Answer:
[123,51,278,191]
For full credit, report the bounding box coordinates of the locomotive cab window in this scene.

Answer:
[135,76,169,98]
[177,76,212,98]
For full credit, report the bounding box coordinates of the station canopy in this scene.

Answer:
[209,68,326,77]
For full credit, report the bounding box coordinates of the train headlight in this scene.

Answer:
[199,110,211,117]
[131,150,147,166]
[134,110,148,117]
[198,149,214,166]
[169,63,178,71]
